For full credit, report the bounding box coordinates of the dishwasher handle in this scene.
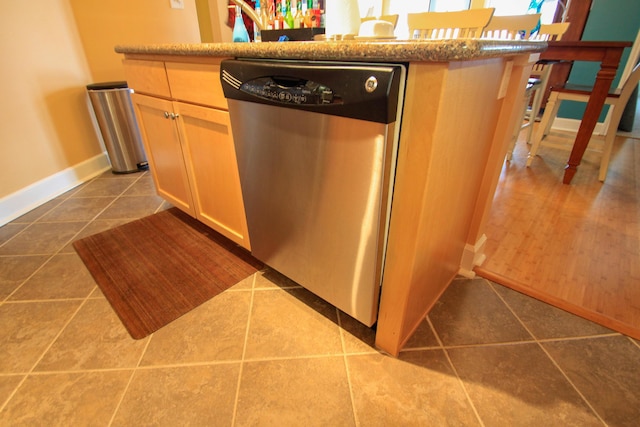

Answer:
[220,59,404,124]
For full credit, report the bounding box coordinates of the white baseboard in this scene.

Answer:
[0,152,111,226]
[551,117,607,135]
[458,234,487,279]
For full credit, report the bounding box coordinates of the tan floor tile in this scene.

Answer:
[235,357,355,426]
[254,268,302,290]
[9,199,64,223]
[71,177,137,198]
[60,218,132,254]
[37,197,114,222]
[140,291,251,366]
[225,271,260,291]
[492,283,615,339]
[403,317,440,349]
[96,195,165,220]
[244,288,342,359]
[543,335,640,426]
[0,222,87,256]
[1,371,131,425]
[112,364,239,426]
[122,174,157,196]
[447,343,602,426]
[0,375,24,407]
[0,301,81,373]
[339,311,378,353]
[9,253,96,301]
[34,299,148,372]
[348,351,479,426]
[0,223,28,245]
[0,255,49,300]
[429,278,533,346]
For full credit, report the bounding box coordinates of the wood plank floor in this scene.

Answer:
[475,126,640,339]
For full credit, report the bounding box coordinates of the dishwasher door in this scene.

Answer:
[221,59,405,326]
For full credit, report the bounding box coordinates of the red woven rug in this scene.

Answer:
[73,207,262,339]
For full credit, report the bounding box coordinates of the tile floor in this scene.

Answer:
[1,171,639,426]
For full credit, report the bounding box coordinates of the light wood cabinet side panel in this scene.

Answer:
[122,59,171,98]
[376,59,506,356]
[165,60,228,110]
[375,63,448,356]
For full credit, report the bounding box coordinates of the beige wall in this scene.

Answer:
[0,0,201,223]
[0,1,99,199]
[70,0,201,82]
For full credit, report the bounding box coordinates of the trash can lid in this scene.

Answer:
[86,81,128,90]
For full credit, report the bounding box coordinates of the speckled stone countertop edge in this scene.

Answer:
[115,39,547,62]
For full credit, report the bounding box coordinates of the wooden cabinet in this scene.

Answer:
[132,94,194,215]
[176,101,249,246]
[124,58,250,249]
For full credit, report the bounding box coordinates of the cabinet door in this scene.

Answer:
[175,101,251,249]
[131,93,195,215]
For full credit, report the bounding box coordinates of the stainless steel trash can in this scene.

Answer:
[87,81,148,173]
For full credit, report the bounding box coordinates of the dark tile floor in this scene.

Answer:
[1,171,639,426]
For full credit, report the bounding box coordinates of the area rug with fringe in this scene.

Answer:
[73,207,262,339]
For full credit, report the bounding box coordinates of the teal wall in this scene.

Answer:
[557,0,640,120]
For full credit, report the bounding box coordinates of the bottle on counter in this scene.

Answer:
[274,0,283,30]
[312,0,322,28]
[304,0,313,28]
[294,0,303,28]
[254,0,262,42]
[284,0,294,30]
[232,5,250,42]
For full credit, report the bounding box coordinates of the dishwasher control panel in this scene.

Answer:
[220,59,405,124]
[241,77,336,105]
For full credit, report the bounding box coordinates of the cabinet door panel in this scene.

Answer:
[131,94,194,215]
[175,102,250,249]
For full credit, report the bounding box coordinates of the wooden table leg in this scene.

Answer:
[563,52,620,184]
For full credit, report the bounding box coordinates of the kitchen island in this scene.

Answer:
[117,39,545,356]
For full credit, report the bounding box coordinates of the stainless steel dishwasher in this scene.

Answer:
[220,59,405,326]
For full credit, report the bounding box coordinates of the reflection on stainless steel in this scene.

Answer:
[230,102,396,325]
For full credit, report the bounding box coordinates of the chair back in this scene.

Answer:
[483,13,541,40]
[618,62,640,101]
[532,22,570,41]
[530,22,570,76]
[408,8,495,40]
[616,28,640,90]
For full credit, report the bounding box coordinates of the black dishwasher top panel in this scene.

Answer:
[220,59,405,124]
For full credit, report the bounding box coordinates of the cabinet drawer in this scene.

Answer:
[165,60,228,110]
[122,59,171,98]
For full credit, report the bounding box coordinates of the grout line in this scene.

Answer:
[1,173,134,304]
[0,294,92,414]
[230,271,258,427]
[425,315,486,427]
[336,311,360,427]
[488,279,609,426]
[536,343,609,426]
[628,336,640,349]
[107,333,154,427]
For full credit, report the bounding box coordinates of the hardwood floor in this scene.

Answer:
[475,125,640,339]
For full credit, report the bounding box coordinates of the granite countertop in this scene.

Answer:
[115,39,547,62]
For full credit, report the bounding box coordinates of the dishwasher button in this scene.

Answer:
[364,76,378,93]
